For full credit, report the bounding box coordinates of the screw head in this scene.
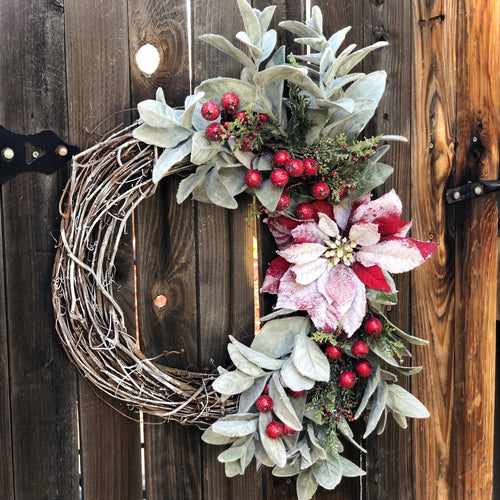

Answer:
[56,145,69,157]
[1,147,14,160]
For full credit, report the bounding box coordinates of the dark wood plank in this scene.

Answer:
[0,1,80,498]
[361,2,414,499]
[191,2,264,498]
[0,180,14,498]
[129,1,204,499]
[64,1,143,498]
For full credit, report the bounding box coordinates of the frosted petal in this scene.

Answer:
[278,243,326,265]
[349,222,380,247]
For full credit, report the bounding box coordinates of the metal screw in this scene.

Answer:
[32,150,40,159]
[452,190,460,200]
[56,145,68,157]
[429,142,434,150]
[1,147,14,160]
[473,185,483,196]
[472,136,478,143]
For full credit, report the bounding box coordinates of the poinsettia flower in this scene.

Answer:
[261,190,438,336]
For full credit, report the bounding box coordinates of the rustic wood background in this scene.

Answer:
[0,0,498,499]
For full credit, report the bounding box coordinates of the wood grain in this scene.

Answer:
[130,1,204,499]
[64,0,143,498]
[361,2,414,498]
[0,1,79,497]
[192,1,264,497]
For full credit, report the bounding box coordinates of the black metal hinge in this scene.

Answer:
[0,126,79,184]
[445,181,500,204]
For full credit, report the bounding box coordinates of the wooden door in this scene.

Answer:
[0,1,498,499]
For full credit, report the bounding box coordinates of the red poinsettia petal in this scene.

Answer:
[356,236,439,273]
[265,216,300,250]
[310,200,334,221]
[291,221,328,244]
[350,189,402,226]
[374,216,412,237]
[351,262,392,292]
[261,256,290,294]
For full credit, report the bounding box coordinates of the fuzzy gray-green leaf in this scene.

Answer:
[253,178,283,212]
[205,168,239,209]
[230,335,284,370]
[133,123,191,149]
[200,34,255,69]
[312,455,342,490]
[152,139,192,183]
[386,384,430,418]
[355,366,381,418]
[237,0,261,45]
[251,316,311,358]
[212,414,258,437]
[296,468,319,500]
[212,369,255,396]
[201,426,239,445]
[363,382,388,438]
[176,164,212,204]
[338,163,393,203]
[291,334,330,382]
[238,374,271,413]
[339,455,366,477]
[190,130,220,165]
[268,372,302,431]
[227,343,265,377]
[259,412,287,467]
[280,357,315,391]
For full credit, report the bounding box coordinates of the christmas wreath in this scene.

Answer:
[52,2,438,498]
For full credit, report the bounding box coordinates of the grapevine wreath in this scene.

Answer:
[52,2,438,498]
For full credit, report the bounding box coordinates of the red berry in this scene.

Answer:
[244,169,263,188]
[325,344,343,360]
[256,395,273,413]
[205,122,223,141]
[258,113,269,123]
[351,340,369,358]
[303,157,319,176]
[355,360,373,378]
[233,110,248,123]
[339,371,356,389]
[282,424,296,436]
[240,136,255,152]
[265,421,284,439]
[221,92,240,111]
[285,158,304,177]
[296,203,314,220]
[364,317,383,336]
[288,389,305,398]
[270,168,289,187]
[276,193,290,211]
[311,181,330,200]
[201,101,221,121]
[273,150,291,167]
[338,187,348,199]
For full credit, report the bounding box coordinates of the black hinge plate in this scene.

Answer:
[0,125,79,184]
[446,180,500,204]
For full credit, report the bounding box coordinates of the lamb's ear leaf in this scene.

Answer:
[212,369,255,396]
[363,382,388,438]
[258,412,287,467]
[386,384,430,418]
[152,139,192,183]
[337,163,393,204]
[237,0,261,45]
[176,164,212,204]
[199,34,255,69]
[296,468,319,500]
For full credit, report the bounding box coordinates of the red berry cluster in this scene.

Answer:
[202,92,268,153]
[256,386,301,440]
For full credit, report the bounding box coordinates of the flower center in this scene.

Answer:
[324,235,356,268]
